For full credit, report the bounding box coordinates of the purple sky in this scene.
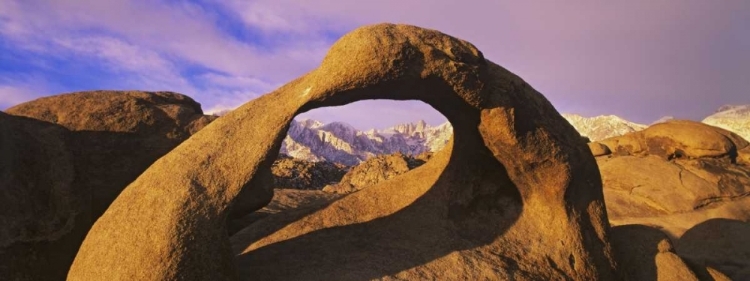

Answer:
[1,1,748,129]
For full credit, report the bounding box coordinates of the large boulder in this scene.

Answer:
[598,120,749,161]
[0,112,79,281]
[595,121,750,279]
[322,152,424,194]
[1,91,215,281]
[69,24,616,280]
[6,90,217,219]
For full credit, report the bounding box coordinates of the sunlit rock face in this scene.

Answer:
[1,91,216,281]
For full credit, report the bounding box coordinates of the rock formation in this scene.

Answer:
[271,154,348,190]
[594,121,750,237]
[590,120,750,279]
[0,112,77,281]
[1,91,215,281]
[69,24,617,280]
[322,152,425,194]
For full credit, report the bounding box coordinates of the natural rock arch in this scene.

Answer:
[69,24,616,280]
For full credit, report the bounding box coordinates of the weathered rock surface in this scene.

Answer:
[1,91,215,281]
[591,120,750,279]
[600,156,750,222]
[598,120,748,161]
[322,152,424,194]
[271,154,348,190]
[69,24,616,280]
[7,90,217,219]
[588,142,612,157]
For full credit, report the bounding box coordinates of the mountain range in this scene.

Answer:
[275,105,750,165]
[702,104,750,141]
[281,119,452,166]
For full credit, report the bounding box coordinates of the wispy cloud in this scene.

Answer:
[1,0,749,126]
[0,74,56,109]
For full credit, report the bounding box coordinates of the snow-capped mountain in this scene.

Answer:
[702,105,750,141]
[281,119,453,166]
[562,114,647,141]
[281,114,650,165]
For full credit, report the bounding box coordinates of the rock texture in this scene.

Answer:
[271,154,348,190]
[69,24,616,280]
[1,91,215,281]
[598,120,748,160]
[589,120,750,279]
[596,122,750,232]
[322,152,424,194]
[0,112,77,281]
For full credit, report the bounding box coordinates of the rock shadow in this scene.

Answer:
[233,119,523,280]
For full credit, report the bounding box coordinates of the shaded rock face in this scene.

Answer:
[227,189,343,236]
[69,24,616,280]
[675,219,750,280]
[0,112,78,281]
[610,225,700,281]
[1,91,215,281]
[322,152,425,194]
[6,90,218,220]
[271,155,348,190]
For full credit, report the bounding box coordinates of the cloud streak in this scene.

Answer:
[1,0,748,128]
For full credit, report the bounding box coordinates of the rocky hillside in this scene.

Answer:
[702,104,750,141]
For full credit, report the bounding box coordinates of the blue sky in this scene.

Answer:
[1,0,749,129]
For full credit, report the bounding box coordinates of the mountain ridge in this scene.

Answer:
[274,104,749,165]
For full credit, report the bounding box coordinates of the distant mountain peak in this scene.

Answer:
[703,104,750,141]
[282,119,453,166]
[561,113,646,141]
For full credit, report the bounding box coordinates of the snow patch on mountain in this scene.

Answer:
[702,104,750,141]
[561,114,647,141]
[281,119,453,166]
